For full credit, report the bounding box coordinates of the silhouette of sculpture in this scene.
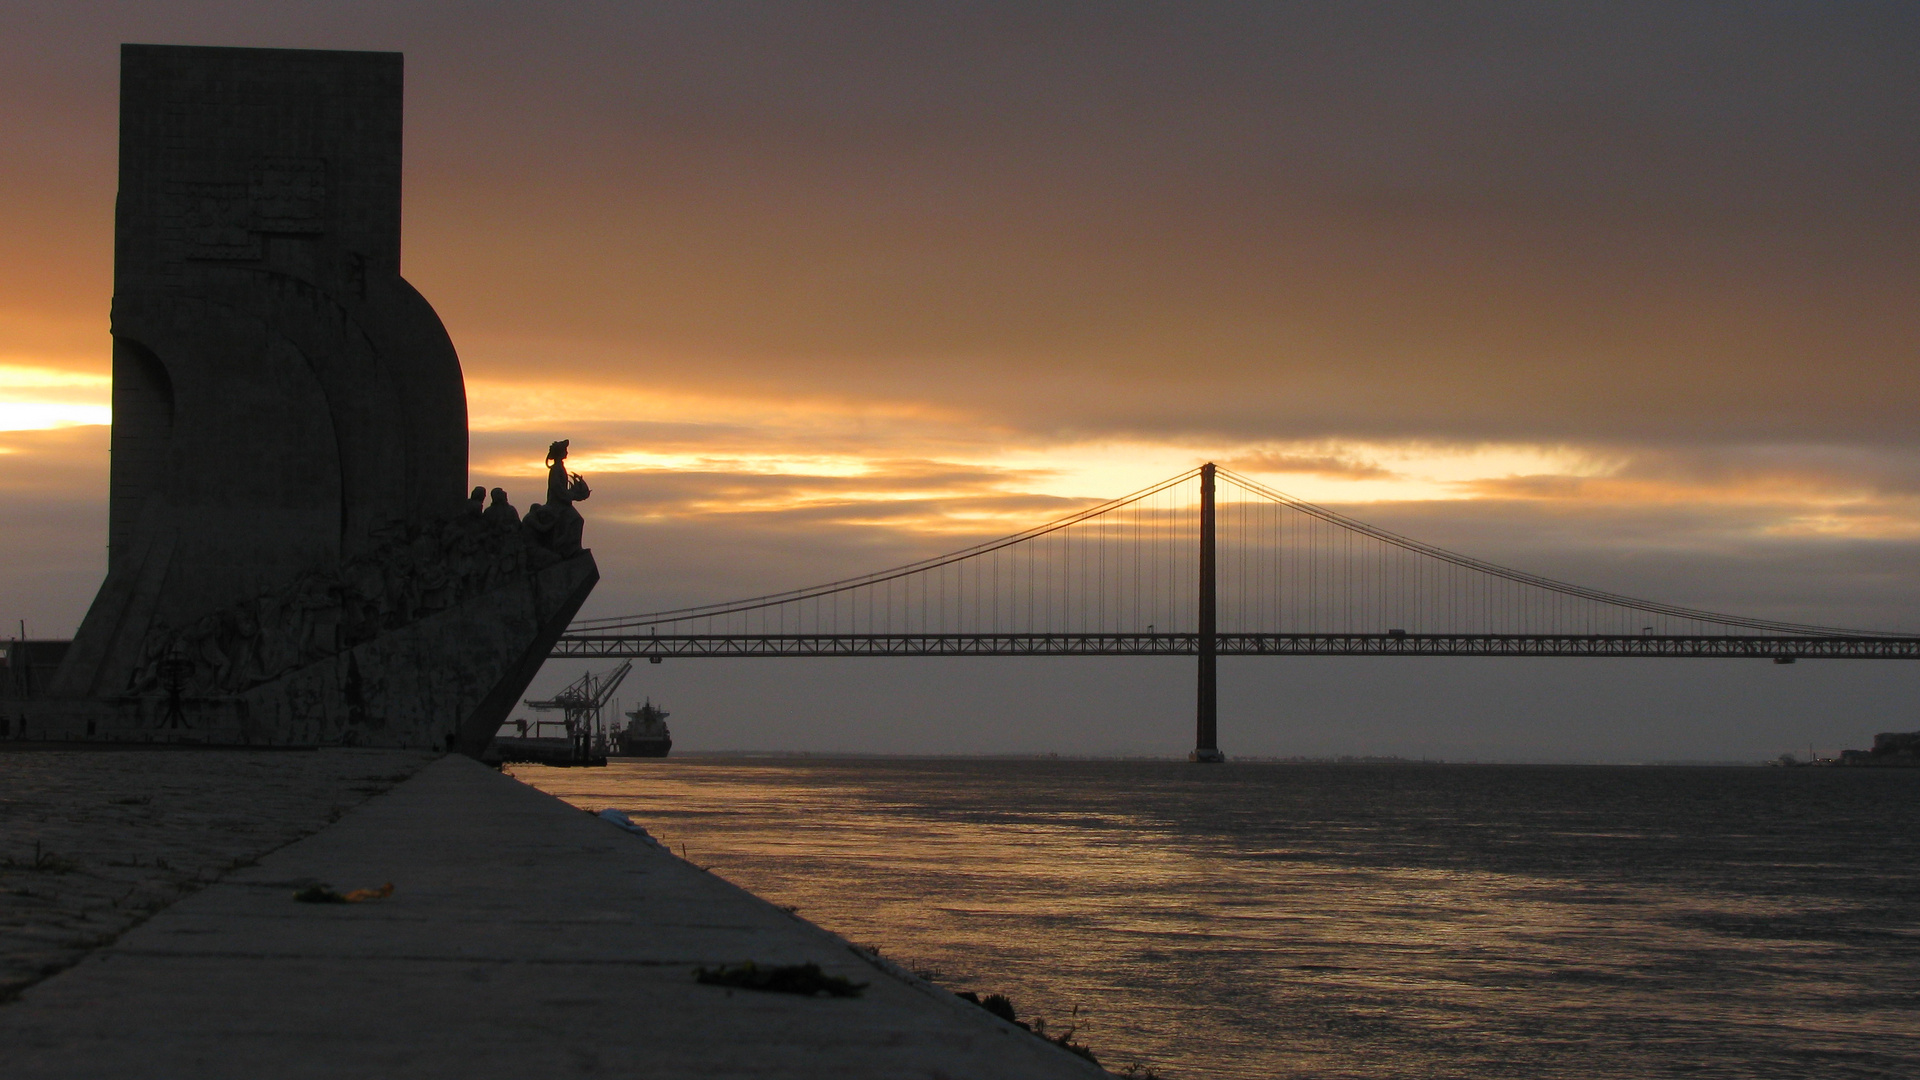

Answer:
[31,46,598,753]
[525,439,590,556]
[484,488,520,528]
[546,440,573,505]
[545,439,591,506]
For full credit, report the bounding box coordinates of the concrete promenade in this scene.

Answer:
[0,747,434,997]
[1,755,1107,1078]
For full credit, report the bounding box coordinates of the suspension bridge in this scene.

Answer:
[551,464,1920,760]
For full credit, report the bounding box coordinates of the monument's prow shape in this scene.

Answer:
[34,45,596,754]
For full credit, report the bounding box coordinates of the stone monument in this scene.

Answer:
[25,44,597,753]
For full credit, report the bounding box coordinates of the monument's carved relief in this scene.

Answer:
[123,488,585,700]
[28,45,598,752]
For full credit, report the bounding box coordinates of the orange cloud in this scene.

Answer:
[0,362,112,431]
[1223,450,1396,480]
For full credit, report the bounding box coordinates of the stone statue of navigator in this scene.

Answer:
[524,439,591,556]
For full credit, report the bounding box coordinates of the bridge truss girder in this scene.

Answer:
[550,632,1920,661]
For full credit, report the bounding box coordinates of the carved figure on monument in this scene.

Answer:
[546,440,592,506]
[224,603,261,691]
[340,560,385,646]
[258,591,301,679]
[484,488,520,529]
[186,613,230,695]
[525,439,591,557]
[127,624,170,695]
[293,572,341,662]
[158,644,191,730]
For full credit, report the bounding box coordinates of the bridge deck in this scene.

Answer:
[552,633,1920,660]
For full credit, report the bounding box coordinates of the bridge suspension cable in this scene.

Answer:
[569,464,1893,641]
[569,466,1205,634]
[1211,467,1874,638]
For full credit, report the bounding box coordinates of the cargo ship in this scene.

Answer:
[614,699,672,757]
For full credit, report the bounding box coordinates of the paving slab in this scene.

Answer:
[0,755,1109,1078]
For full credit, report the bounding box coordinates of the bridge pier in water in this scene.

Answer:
[1191,463,1226,763]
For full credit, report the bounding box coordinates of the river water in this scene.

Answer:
[513,758,1920,1079]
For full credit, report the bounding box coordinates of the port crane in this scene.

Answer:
[522,660,633,761]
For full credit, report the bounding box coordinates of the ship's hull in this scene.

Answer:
[616,733,672,758]
[488,736,606,767]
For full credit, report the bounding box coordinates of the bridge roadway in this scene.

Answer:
[552,632,1920,661]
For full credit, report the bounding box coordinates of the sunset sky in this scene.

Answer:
[4,3,1918,759]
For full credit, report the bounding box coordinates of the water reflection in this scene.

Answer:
[517,759,1920,1079]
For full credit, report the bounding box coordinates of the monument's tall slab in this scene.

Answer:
[34,46,596,752]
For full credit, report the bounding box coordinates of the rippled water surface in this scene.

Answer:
[515,759,1920,1079]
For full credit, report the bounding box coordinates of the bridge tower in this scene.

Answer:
[1191,463,1226,762]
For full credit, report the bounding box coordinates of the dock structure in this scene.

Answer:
[0,756,1105,1078]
